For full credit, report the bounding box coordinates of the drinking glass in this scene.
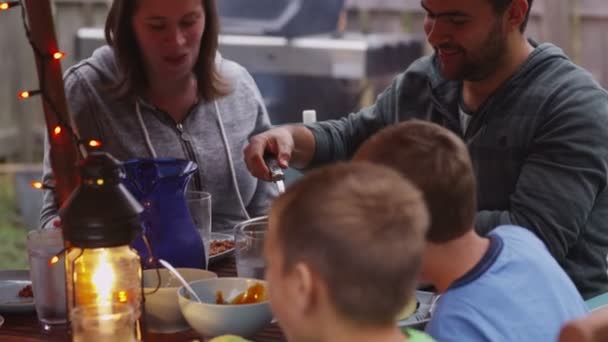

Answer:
[186,191,212,268]
[234,217,267,279]
[26,228,67,328]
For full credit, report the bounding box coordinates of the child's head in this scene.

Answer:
[354,120,477,243]
[265,162,428,340]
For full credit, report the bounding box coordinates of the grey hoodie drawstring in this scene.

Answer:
[135,99,158,159]
[214,101,250,220]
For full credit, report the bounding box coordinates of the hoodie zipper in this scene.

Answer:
[176,122,203,191]
[139,99,203,190]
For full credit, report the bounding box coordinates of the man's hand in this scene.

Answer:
[244,127,295,181]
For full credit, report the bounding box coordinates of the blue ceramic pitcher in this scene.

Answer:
[121,158,206,269]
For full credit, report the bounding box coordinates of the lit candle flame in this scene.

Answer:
[91,249,116,313]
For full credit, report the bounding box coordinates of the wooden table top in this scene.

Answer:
[0,257,286,342]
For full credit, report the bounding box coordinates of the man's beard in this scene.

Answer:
[439,20,508,81]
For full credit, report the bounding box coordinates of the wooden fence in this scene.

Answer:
[1,0,607,162]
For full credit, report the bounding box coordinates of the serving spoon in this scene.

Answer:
[158,259,203,303]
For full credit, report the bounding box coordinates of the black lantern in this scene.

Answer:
[60,152,144,336]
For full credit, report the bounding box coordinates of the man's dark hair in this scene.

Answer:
[489,0,534,32]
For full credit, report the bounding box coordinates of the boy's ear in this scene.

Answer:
[291,262,318,314]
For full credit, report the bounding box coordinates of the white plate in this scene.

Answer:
[209,232,235,264]
[397,290,436,329]
[0,270,35,313]
[0,314,4,328]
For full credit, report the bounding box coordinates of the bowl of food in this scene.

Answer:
[142,268,217,333]
[209,232,236,264]
[178,277,272,338]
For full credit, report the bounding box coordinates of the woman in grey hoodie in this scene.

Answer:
[40,0,277,232]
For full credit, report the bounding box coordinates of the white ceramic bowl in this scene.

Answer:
[178,277,272,338]
[142,268,217,333]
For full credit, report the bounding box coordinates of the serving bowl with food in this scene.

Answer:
[178,277,272,338]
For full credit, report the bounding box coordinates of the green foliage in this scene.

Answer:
[0,173,29,269]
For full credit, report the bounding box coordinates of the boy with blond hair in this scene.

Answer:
[354,120,587,341]
[264,162,434,342]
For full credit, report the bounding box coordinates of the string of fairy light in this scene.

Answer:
[2,0,103,190]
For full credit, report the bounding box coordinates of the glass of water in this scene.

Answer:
[26,228,67,328]
[234,217,267,279]
[186,191,212,268]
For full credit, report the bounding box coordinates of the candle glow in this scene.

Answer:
[91,249,115,308]
[69,246,142,321]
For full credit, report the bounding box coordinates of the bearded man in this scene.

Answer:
[244,0,608,300]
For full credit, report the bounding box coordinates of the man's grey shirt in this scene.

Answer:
[308,43,608,299]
